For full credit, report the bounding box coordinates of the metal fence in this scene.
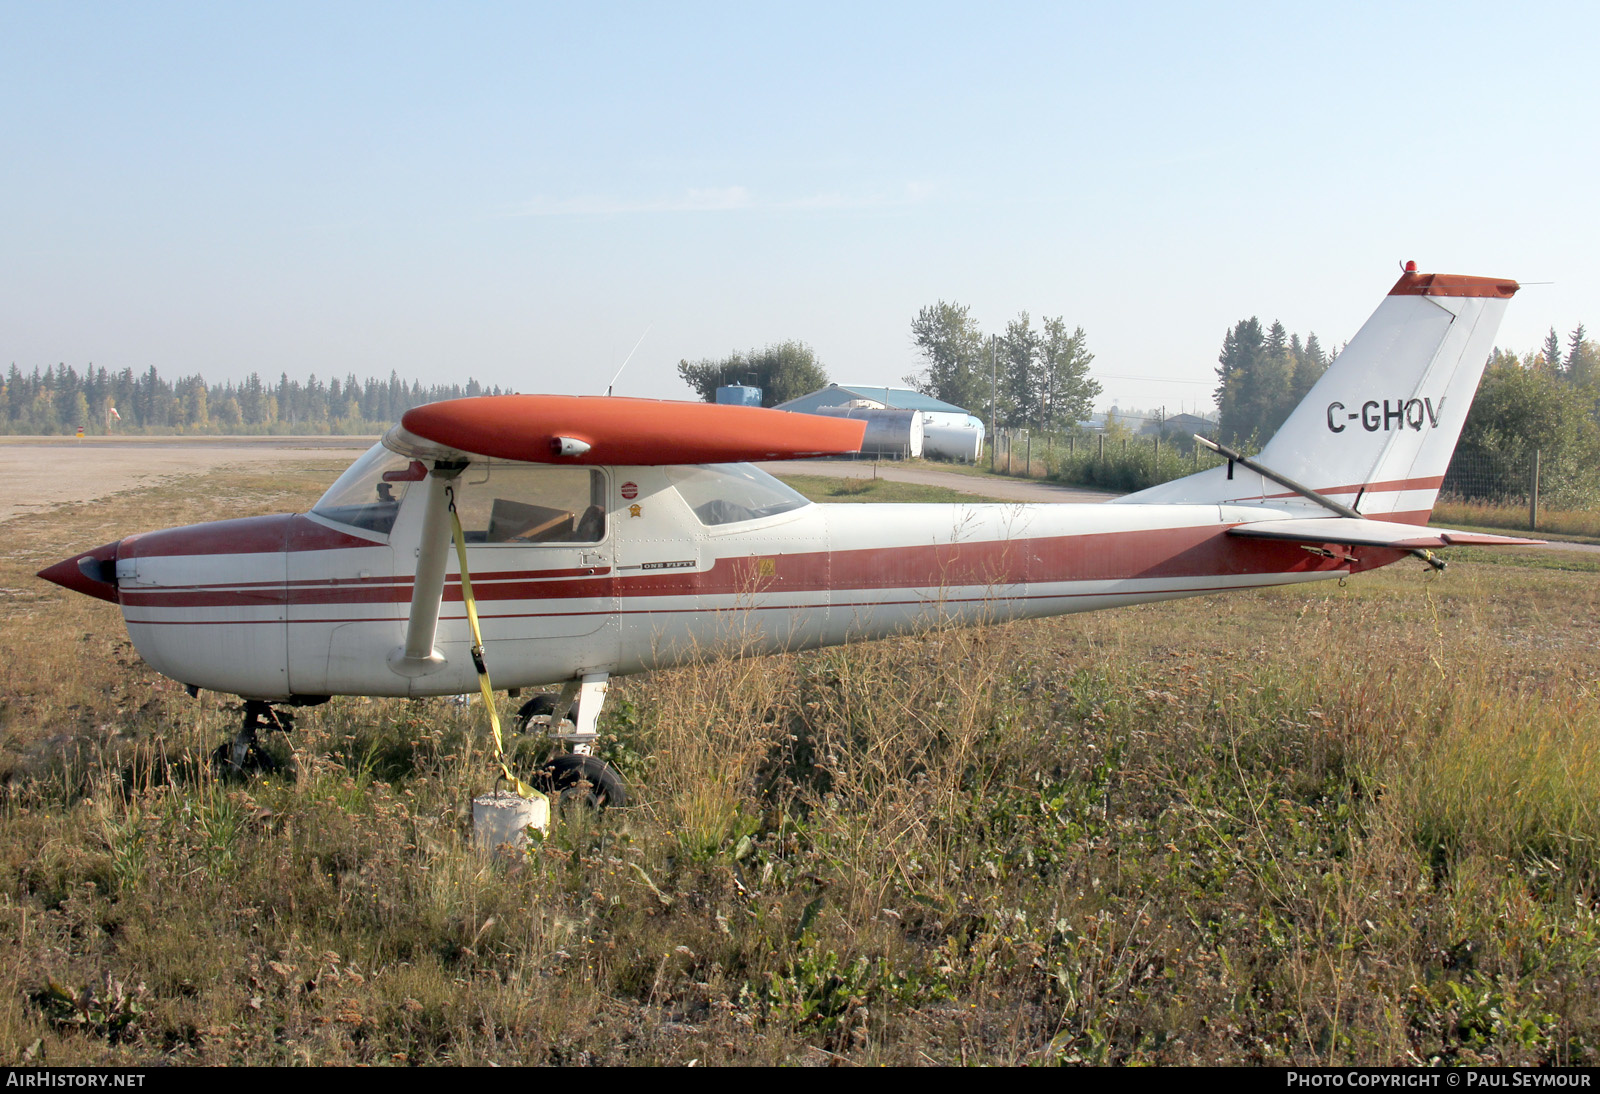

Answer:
[989,429,1230,492]
[986,432,1576,530]
[1439,445,1538,505]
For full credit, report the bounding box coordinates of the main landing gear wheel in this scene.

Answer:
[211,739,278,776]
[516,693,578,732]
[212,700,292,776]
[537,754,627,810]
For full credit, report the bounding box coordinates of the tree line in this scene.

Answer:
[1211,311,1600,508]
[902,303,1100,430]
[1451,326,1600,507]
[0,364,507,435]
[1213,319,1331,445]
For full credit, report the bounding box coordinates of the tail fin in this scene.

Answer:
[1117,266,1519,523]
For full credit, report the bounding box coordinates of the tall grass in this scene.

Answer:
[986,434,1230,492]
[1045,438,1227,493]
[1432,497,1600,540]
[5,465,1600,1063]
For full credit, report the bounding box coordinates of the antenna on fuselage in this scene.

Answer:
[605,326,653,396]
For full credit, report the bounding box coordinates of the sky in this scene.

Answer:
[5,2,1598,417]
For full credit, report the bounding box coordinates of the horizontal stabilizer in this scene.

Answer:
[1227,516,1544,549]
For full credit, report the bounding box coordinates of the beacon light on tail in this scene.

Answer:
[39,266,1543,800]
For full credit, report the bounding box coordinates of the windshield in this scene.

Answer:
[666,463,810,527]
[311,444,421,536]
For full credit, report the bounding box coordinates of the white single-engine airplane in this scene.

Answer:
[40,265,1540,801]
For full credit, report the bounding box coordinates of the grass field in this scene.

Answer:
[1432,498,1600,543]
[5,464,1600,1064]
[774,473,1013,505]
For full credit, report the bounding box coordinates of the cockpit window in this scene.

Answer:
[666,463,810,527]
[312,445,418,535]
[451,464,607,544]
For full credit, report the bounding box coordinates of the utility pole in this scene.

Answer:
[989,334,997,471]
[1530,449,1541,532]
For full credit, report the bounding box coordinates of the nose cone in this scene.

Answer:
[38,540,122,603]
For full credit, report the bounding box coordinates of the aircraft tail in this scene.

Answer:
[1116,265,1519,523]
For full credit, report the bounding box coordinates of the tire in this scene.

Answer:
[516,693,578,732]
[537,754,627,810]
[211,740,278,777]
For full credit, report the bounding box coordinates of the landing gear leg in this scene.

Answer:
[212,700,292,775]
[538,673,627,808]
[556,673,608,756]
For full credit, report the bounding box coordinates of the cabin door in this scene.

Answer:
[449,462,619,681]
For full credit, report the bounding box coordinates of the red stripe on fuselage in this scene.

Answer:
[1233,476,1444,502]
[123,577,1316,627]
[134,565,610,595]
[118,522,1383,611]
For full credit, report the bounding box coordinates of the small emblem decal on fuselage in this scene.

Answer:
[628,503,642,518]
[620,481,638,500]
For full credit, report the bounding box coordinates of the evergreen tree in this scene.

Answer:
[1571,342,1600,389]
[1542,327,1563,373]
[1566,324,1596,385]
[1289,332,1328,403]
[1215,317,1266,445]
[1261,321,1295,432]
[1216,318,1331,443]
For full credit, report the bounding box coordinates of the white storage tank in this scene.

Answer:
[920,412,985,462]
[812,406,924,459]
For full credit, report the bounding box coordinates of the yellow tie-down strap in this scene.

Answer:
[448,489,543,802]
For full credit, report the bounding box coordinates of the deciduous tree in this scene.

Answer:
[904,301,989,415]
[677,341,830,407]
[1038,317,1099,429]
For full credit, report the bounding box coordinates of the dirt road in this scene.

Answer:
[0,436,376,525]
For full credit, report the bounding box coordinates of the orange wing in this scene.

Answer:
[393,394,867,465]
